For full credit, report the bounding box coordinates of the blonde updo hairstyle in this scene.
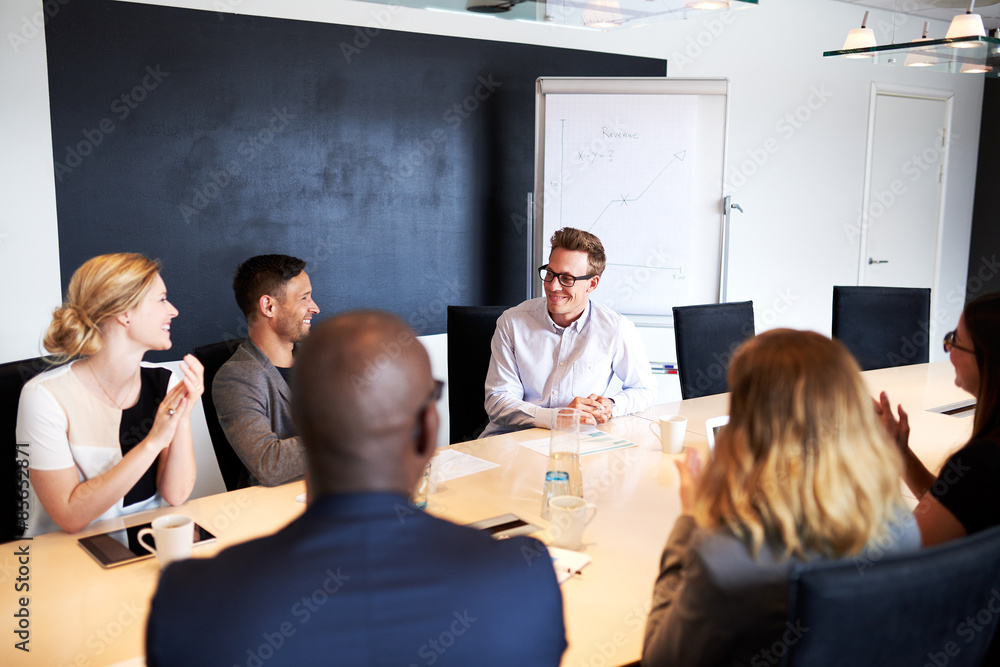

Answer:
[44,253,162,360]
[693,329,906,560]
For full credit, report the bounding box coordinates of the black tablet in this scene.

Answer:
[466,513,539,539]
[77,521,216,568]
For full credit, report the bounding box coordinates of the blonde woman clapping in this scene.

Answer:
[17,253,202,534]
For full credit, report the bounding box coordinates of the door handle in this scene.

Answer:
[868,258,889,265]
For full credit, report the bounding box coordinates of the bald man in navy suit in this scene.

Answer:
[146,310,566,667]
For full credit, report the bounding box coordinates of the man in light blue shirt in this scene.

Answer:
[480,227,657,437]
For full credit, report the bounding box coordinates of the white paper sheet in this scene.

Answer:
[436,448,500,482]
[518,430,638,458]
[548,546,592,584]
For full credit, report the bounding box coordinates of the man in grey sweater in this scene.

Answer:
[213,254,320,486]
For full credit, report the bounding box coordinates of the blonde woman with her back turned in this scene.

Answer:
[642,329,919,666]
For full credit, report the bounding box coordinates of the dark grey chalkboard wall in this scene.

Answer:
[45,1,665,359]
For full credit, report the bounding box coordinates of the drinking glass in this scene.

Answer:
[548,408,583,498]
[541,470,570,520]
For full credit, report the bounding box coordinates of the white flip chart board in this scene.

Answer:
[533,78,730,320]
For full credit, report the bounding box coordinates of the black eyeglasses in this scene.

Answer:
[943,330,975,355]
[538,265,596,288]
[418,380,445,412]
[412,379,445,439]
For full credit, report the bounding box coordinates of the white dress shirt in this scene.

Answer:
[480,297,656,437]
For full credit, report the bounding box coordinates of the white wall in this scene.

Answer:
[2,0,982,371]
[698,1,981,361]
[1,0,63,362]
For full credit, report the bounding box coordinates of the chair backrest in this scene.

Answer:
[672,301,754,400]
[447,305,507,444]
[783,525,1000,667]
[192,340,250,492]
[832,286,931,371]
[0,356,54,543]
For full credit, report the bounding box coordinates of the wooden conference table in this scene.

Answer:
[0,362,974,667]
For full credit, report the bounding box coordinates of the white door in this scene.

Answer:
[861,93,947,289]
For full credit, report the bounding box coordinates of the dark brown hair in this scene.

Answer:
[963,293,1000,441]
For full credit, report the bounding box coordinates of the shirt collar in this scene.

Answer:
[546,298,592,333]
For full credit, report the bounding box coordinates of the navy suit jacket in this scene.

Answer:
[146,492,567,666]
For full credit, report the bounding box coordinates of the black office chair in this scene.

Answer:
[782,524,1000,667]
[192,340,251,491]
[672,301,754,400]
[832,286,931,371]
[447,305,507,443]
[0,355,57,543]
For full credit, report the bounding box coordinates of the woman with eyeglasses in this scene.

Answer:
[876,292,1000,546]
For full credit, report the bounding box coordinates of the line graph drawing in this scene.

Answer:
[587,150,687,234]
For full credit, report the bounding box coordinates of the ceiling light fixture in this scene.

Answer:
[905,22,938,67]
[946,0,987,46]
[354,0,757,30]
[824,2,1000,76]
[841,11,878,58]
[686,1,730,9]
[582,0,626,28]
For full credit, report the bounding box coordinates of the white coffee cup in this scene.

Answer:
[138,514,194,567]
[650,415,687,454]
[548,495,598,551]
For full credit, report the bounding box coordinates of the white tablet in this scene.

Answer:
[705,415,729,452]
